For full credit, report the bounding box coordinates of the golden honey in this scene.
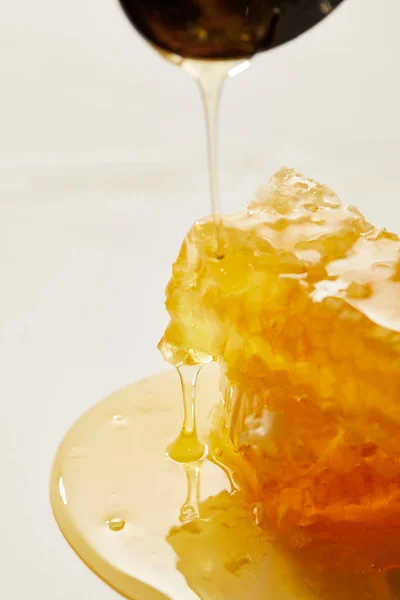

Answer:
[51,169,400,599]
[160,168,400,575]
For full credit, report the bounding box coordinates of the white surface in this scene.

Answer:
[1,0,400,598]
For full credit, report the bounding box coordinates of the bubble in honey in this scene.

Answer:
[111,414,128,429]
[179,505,199,524]
[166,365,207,463]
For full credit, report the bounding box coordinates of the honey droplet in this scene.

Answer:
[179,464,201,523]
[167,433,207,463]
[167,365,207,463]
[107,517,125,532]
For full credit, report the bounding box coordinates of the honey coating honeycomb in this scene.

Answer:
[159,168,400,570]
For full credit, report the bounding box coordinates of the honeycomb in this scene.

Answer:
[159,168,400,570]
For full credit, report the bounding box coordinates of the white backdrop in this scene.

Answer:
[1,0,400,598]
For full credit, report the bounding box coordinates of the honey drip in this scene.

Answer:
[167,365,206,463]
[179,463,201,523]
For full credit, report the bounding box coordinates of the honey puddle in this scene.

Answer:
[51,365,400,599]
